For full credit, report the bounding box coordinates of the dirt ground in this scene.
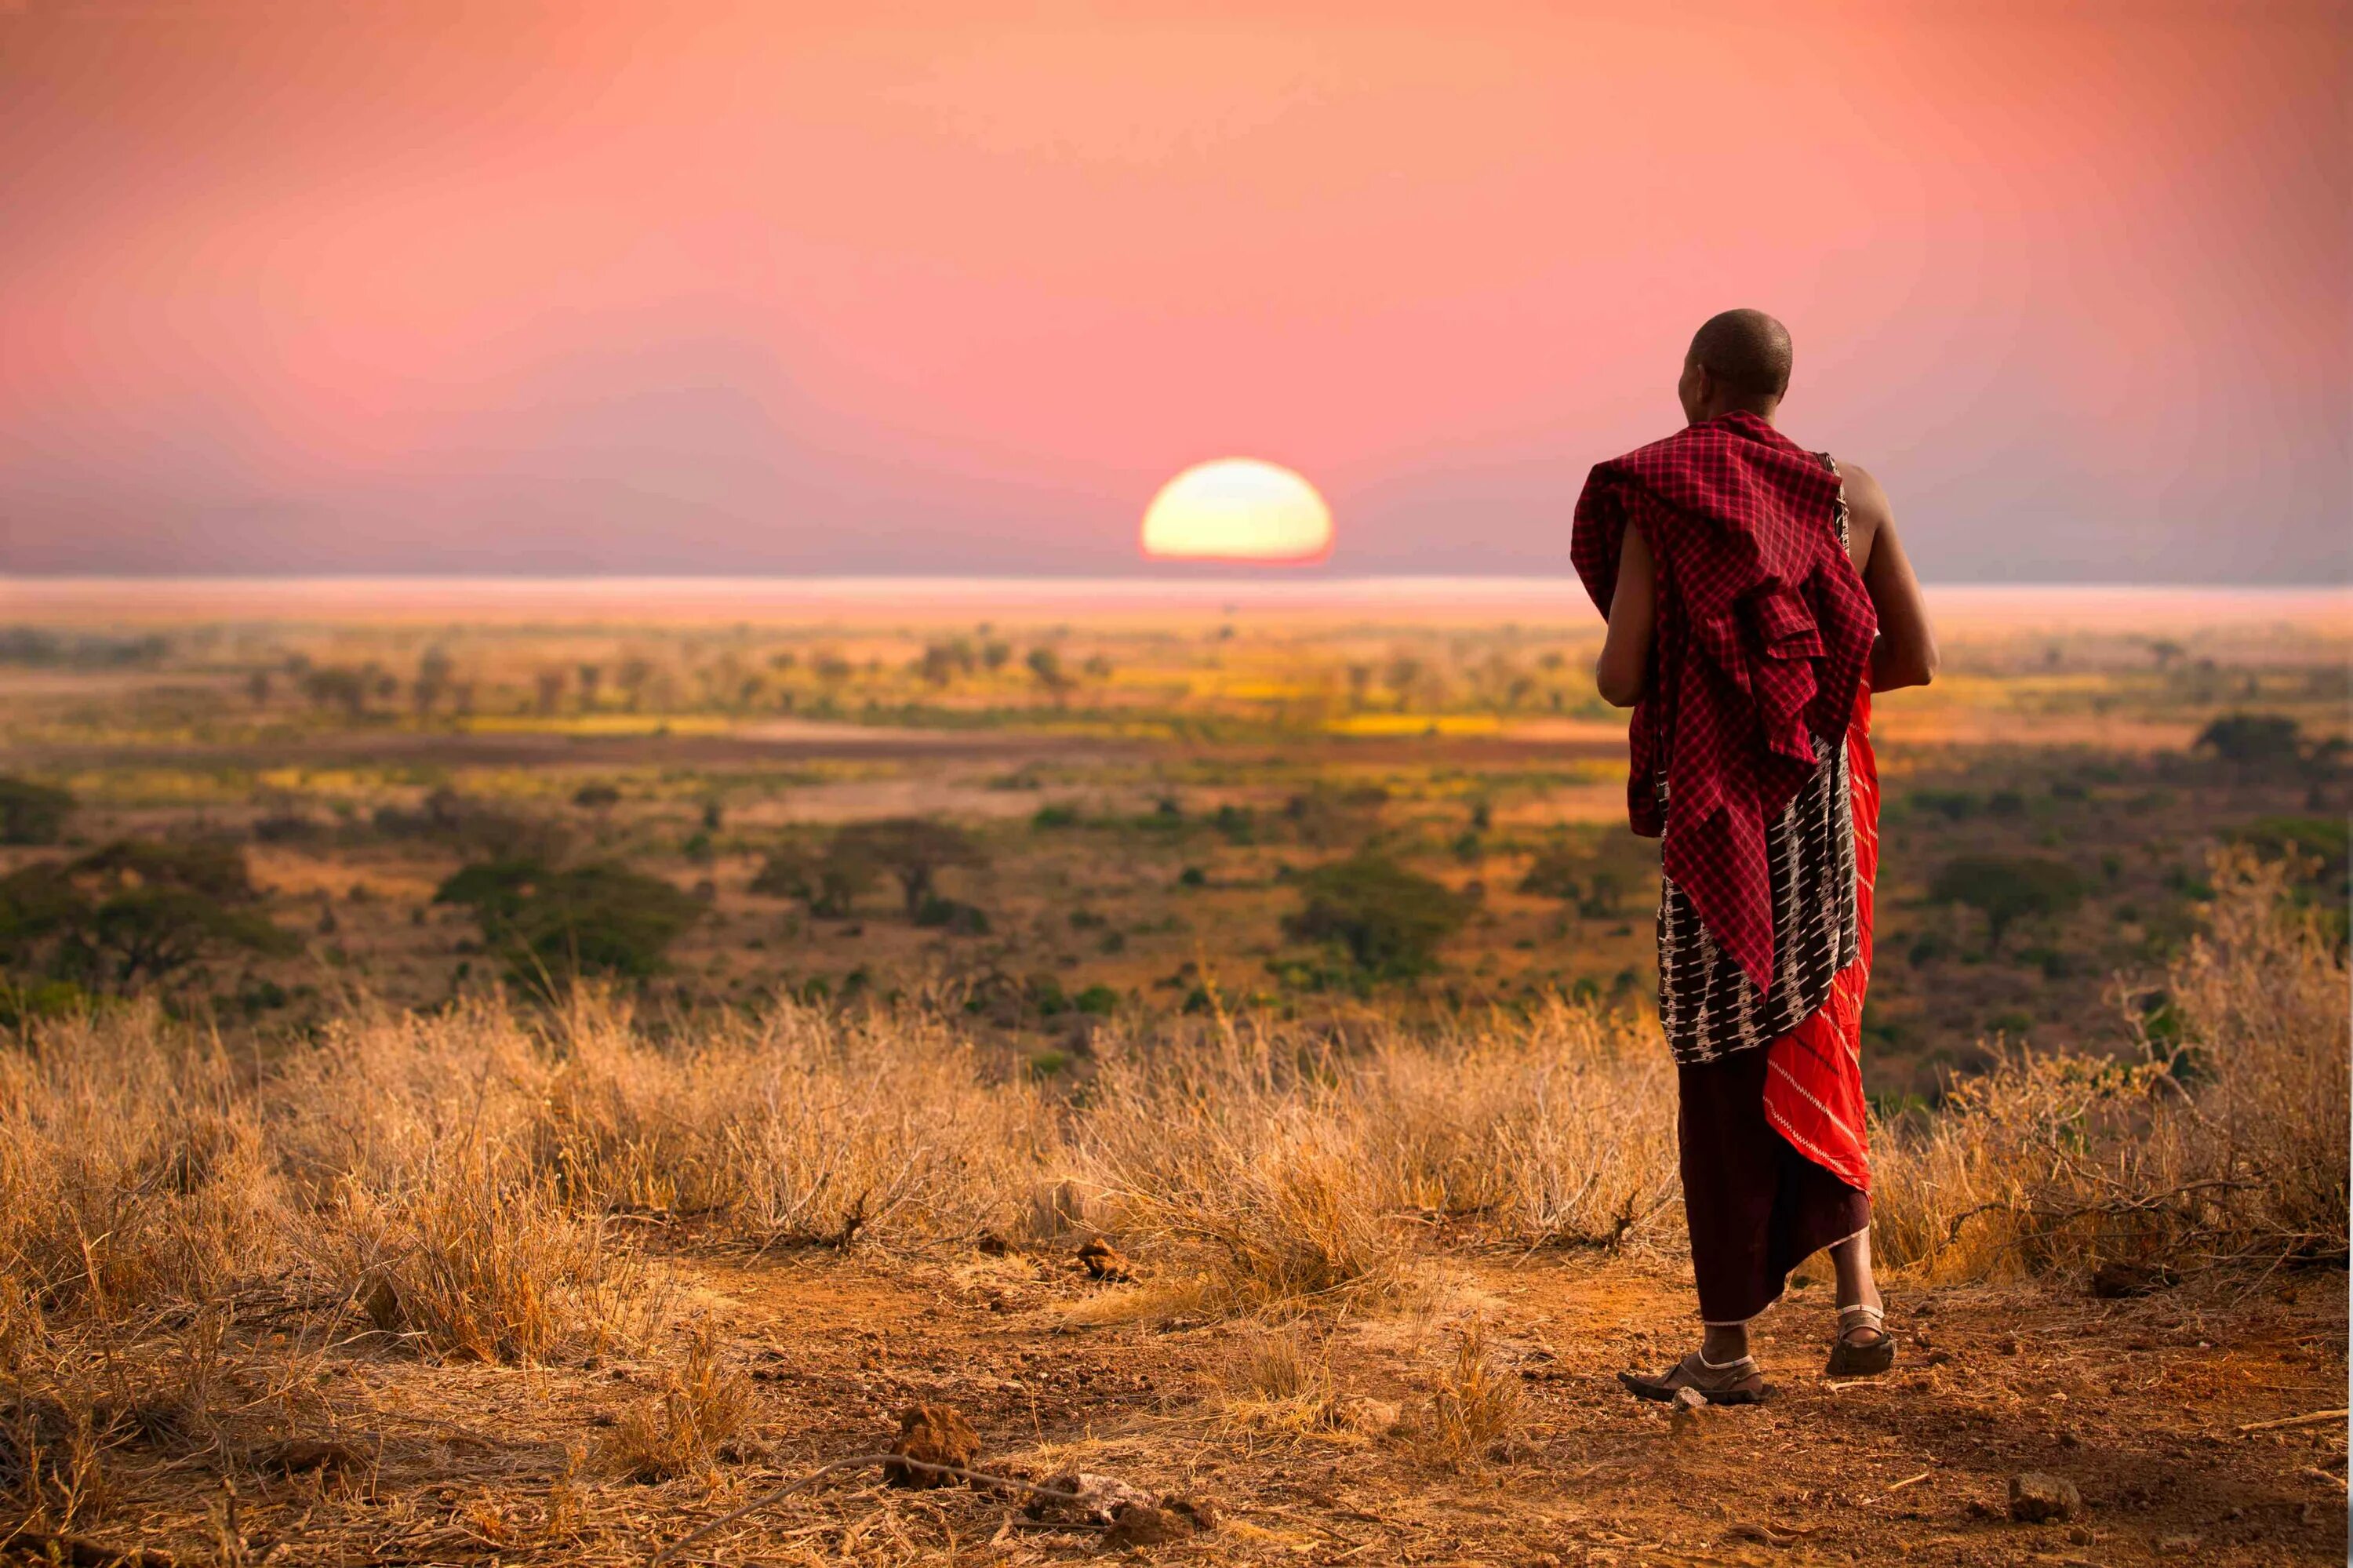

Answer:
[42,1242,2347,1567]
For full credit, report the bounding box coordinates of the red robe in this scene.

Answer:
[1762,694,1878,1193]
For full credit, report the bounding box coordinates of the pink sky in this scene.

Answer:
[1,1,2344,580]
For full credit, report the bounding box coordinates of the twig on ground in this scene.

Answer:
[2236,1408,2346,1434]
[648,1452,1089,1563]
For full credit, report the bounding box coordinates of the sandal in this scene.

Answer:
[1617,1351,1768,1406]
[1824,1303,1897,1377]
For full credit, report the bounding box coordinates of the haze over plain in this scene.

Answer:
[1,1,2345,583]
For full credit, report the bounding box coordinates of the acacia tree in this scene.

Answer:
[0,839,295,989]
[828,818,987,918]
[413,646,456,715]
[1025,647,1073,707]
[751,842,875,918]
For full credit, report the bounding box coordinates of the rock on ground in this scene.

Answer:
[884,1402,980,1488]
[2010,1472,2083,1524]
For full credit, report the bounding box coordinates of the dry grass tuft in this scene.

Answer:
[0,1013,281,1321]
[0,1385,109,1534]
[329,1162,649,1364]
[1229,1321,1329,1404]
[604,1330,756,1483]
[1418,1320,1524,1469]
[533,997,1062,1246]
[1215,1322,1409,1447]
[1070,1001,1674,1317]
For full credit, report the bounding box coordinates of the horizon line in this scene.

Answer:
[3,573,2347,591]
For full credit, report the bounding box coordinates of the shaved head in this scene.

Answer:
[1687,309,1794,402]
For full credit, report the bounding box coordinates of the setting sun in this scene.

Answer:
[1140,458,1333,564]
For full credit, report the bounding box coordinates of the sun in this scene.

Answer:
[1140,458,1333,564]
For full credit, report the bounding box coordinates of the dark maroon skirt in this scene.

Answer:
[1678,1045,1870,1324]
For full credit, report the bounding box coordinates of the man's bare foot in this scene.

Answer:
[1617,1351,1768,1405]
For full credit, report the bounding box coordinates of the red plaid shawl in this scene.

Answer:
[1573,411,1875,991]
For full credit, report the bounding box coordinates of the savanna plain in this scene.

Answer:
[0,580,2344,1566]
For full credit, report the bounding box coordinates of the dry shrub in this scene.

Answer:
[1418,1321,1523,1469]
[0,1385,107,1533]
[604,1330,755,1482]
[1874,852,2349,1279]
[1345,1002,1678,1245]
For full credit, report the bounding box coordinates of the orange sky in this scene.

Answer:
[1,1,2344,580]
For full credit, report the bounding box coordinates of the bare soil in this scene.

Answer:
[49,1247,2347,1566]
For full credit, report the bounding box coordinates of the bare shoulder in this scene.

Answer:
[1835,460,1893,524]
[1833,458,1892,570]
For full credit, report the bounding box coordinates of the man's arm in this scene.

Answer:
[1595,524,1655,708]
[1841,464,1938,692]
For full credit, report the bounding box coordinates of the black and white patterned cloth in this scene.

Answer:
[1653,455,1861,1065]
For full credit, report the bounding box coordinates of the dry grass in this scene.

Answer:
[0,1016,279,1320]
[1067,999,1676,1317]
[2,858,2337,1353]
[1871,851,2350,1280]
[0,857,2338,1535]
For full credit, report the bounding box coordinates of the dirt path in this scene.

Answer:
[57,1248,2347,1565]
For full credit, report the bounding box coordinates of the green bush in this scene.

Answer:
[1517,845,1584,901]
[1929,855,2086,952]
[2228,815,2348,888]
[1024,973,1069,1016]
[0,976,90,1029]
[913,895,990,934]
[2194,712,2303,768]
[1284,852,1470,978]
[0,777,74,846]
[435,860,702,992]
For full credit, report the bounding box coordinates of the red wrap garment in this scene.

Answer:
[1766,695,1877,1192]
[1573,412,1879,1194]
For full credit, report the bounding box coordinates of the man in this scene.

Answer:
[1574,309,1937,1402]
